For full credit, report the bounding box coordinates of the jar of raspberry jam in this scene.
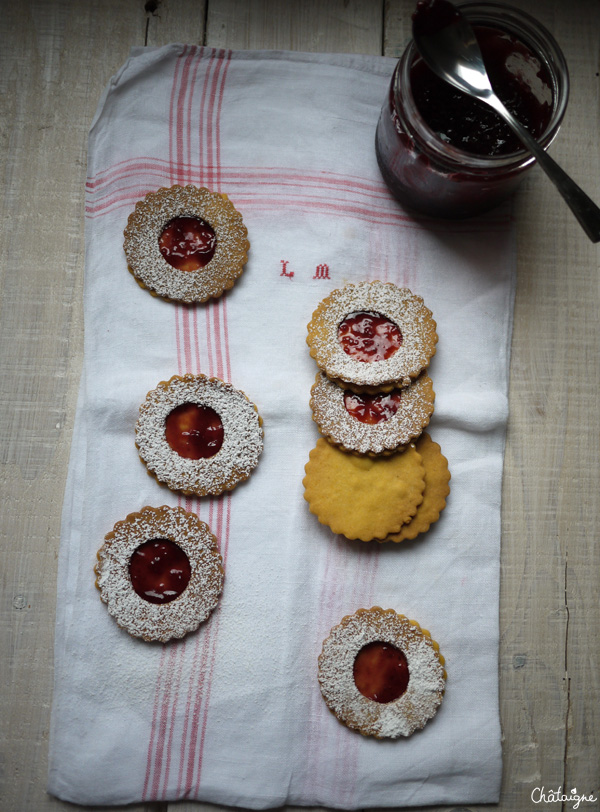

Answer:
[375,3,569,218]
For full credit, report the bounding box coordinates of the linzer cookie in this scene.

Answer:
[310,370,434,456]
[135,374,263,497]
[123,185,249,303]
[306,281,437,391]
[303,438,425,541]
[387,432,451,543]
[95,505,224,642]
[318,607,446,738]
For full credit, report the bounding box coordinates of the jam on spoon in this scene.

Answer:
[411,0,553,156]
[408,0,600,239]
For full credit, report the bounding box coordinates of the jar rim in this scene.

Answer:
[394,1,570,172]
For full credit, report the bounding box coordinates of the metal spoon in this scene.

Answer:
[412,0,600,242]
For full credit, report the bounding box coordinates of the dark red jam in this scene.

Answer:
[353,641,410,703]
[375,4,566,218]
[159,216,217,271]
[129,539,191,604]
[410,26,553,156]
[344,389,402,424]
[165,402,224,459]
[338,312,402,363]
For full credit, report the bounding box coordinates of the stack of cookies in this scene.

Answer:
[303,280,450,542]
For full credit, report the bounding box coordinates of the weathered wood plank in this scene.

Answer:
[146,0,208,47]
[205,0,383,53]
[383,0,411,58]
[501,0,600,806]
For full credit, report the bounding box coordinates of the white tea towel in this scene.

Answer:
[48,45,513,808]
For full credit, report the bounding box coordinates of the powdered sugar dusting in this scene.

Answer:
[123,185,249,303]
[310,370,435,455]
[135,374,264,496]
[318,607,446,738]
[307,281,438,388]
[95,505,224,643]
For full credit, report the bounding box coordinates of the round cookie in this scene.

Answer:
[303,438,425,541]
[123,185,249,303]
[306,281,437,391]
[310,370,435,456]
[135,374,263,497]
[387,432,450,542]
[95,505,224,643]
[318,607,446,738]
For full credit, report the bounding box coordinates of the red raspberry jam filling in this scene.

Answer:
[159,216,217,271]
[165,402,224,460]
[343,389,402,425]
[338,311,402,362]
[129,539,191,604]
[353,641,410,703]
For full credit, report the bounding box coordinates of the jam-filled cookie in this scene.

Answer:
[318,607,446,738]
[95,505,224,642]
[306,281,437,391]
[123,185,249,303]
[310,370,435,456]
[303,438,425,541]
[387,432,451,542]
[135,374,263,497]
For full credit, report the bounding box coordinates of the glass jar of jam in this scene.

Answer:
[375,2,569,218]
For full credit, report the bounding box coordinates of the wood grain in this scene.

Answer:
[205,0,382,53]
[1,1,598,811]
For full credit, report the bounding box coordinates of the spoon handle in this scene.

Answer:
[486,95,600,243]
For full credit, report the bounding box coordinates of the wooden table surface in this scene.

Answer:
[1,1,599,810]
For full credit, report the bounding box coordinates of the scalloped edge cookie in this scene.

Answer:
[310,370,435,456]
[123,185,249,303]
[95,505,224,643]
[303,438,425,541]
[386,432,451,543]
[318,607,446,738]
[135,373,264,497]
[306,281,437,390]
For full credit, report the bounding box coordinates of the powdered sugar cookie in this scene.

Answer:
[95,505,224,643]
[310,370,435,455]
[306,281,437,391]
[318,607,446,738]
[303,438,425,541]
[387,433,451,542]
[123,185,249,303]
[135,374,263,497]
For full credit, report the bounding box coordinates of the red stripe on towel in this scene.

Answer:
[183,49,233,798]
[139,47,233,801]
